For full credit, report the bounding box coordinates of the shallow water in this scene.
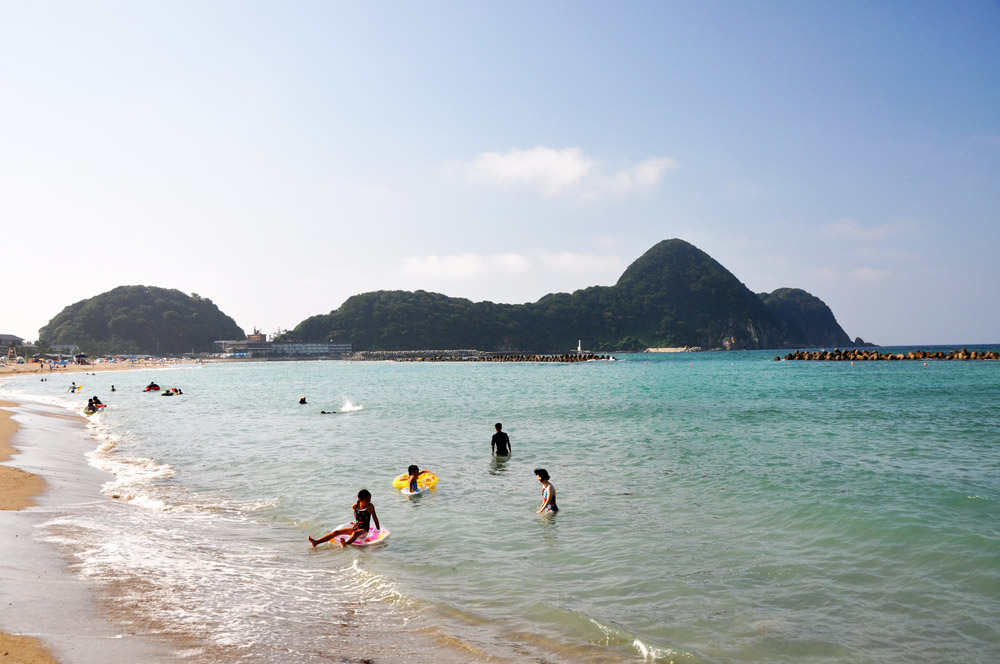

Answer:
[3,348,999,663]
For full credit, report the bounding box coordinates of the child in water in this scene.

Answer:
[308,489,380,548]
[535,468,558,513]
[406,464,420,492]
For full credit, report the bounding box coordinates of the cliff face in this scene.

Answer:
[287,239,856,352]
[758,288,852,348]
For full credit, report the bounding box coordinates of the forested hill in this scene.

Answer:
[40,286,245,355]
[286,239,855,352]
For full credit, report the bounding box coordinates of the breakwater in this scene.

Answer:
[349,350,615,362]
[775,348,999,362]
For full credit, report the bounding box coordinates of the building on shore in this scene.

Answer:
[213,332,352,359]
[1,334,26,347]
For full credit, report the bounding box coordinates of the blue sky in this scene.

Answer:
[2,1,998,345]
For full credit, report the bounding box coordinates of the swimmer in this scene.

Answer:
[535,468,558,513]
[299,396,307,404]
[406,465,420,493]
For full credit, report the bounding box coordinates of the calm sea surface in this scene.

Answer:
[3,349,999,663]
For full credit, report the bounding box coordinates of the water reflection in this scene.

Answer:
[488,454,510,476]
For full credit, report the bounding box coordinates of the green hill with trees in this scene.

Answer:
[285,239,854,351]
[39,286,245,356]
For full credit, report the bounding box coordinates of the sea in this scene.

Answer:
[1,347,999,664]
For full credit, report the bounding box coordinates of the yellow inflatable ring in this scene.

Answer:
[392,470,438,490]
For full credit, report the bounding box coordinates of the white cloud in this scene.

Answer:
[400,252,530,279]
[467,146,595,195]
[399,250,621,280]
[462,146,676,198]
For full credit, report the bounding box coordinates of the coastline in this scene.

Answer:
[0,400,46,510]
[0,400,58,664]
[0,381,475,664]
[0,360,190,377]
[0,399,176,664]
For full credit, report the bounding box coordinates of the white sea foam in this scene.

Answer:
[340,398,364,412]
[632,638,680,662]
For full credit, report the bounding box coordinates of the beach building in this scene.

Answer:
[213,337,352,358]
[0,334,26,347]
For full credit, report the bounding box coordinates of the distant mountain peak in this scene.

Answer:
[284,239,856,352]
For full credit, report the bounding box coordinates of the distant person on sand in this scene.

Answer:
[309,489,380,548]
[492,423,511,456]
[535,468,558,513]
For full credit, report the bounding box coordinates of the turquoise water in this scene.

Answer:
[3,349,999,663]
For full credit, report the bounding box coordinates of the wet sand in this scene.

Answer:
[0,401,60,663]
[0,400,174,664]
[0,400,46,510]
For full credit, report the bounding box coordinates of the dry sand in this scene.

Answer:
[0,360,183,377]
[0,633,60,664]
[0,401,60,663]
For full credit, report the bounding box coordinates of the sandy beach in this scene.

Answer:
[0,401,45,510]
[0,360,184,377]
[0,381,179,664]
[0,401,60,664]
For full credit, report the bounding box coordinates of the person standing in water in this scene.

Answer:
[535,468,558,513]
[491,422,511,456]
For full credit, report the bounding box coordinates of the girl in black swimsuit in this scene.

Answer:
[308,489,381,548]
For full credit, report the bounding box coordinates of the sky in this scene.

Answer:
[2,1,998,346]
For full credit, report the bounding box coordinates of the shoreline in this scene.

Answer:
[0,359,195,377]
[0,381,482,664]
[0,401,46,510]
[0,398,176,664]
[0,400,58,664]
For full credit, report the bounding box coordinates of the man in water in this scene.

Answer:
[491,422,511,456]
